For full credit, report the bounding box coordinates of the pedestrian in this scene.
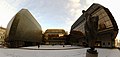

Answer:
[38,44,40,48]
[37,43,40,48]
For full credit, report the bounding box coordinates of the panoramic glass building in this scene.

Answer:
[5,9,42,47]
[70,3,119,47]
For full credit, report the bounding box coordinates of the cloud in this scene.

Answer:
[5,0,27,8]
[65,0,81,27]
[1,0,119,39]
[4,0,82,32]
[0,0,17,27]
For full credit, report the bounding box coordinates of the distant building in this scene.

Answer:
[115,39,118,47]
[118,40,120,47]
[0,27,6,45]
[44,29,67,45]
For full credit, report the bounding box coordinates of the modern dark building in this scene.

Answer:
[44,29,67,45]
[5,9,42,47]
[70,3,119,47]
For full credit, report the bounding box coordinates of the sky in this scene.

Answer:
[0,0,120,39]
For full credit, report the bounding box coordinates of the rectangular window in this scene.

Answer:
[103,42,105,45]
[108,42,110,45]
[105,20,113,28]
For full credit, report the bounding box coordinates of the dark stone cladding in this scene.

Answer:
[5,9,42,43]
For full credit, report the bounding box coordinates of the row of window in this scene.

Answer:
[102,42,110,45]
[45,30,65,33]
[92,8,113,30]
[0,36,5,39]
[73,21,85,34]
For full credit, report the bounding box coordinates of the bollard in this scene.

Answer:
[86,49,98,57]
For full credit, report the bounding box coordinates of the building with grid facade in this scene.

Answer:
[70,3,118,47]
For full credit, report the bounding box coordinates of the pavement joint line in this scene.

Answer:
[19,47,83,50]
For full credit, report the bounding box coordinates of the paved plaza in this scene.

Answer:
[0,45,120,57]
